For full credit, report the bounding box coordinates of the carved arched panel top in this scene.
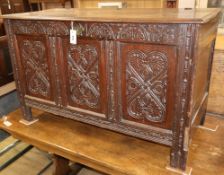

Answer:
[87,23,116,39]
[11,20,179,44]
[117,24,148,41]
[12,20,69,36]
[45,22,69,35]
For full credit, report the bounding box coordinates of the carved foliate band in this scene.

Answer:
[11,20,178,44]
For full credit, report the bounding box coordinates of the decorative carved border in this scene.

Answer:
[12,20,69,36]
[25,98,172,146]
[106,41,116,121]
[49,37,63,106]
[170,24,196,170]
[11,20,179,45]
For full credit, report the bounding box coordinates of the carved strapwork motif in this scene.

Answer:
[147,25,177,43]
[126,50,168,122]
[66,42,100,109]
[119,43,176,129]
[19,38,51,99]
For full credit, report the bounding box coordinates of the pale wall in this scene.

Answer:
[178,0,196,8]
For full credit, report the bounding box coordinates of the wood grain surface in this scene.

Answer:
[0,109,224,175]
[1,8,221,23]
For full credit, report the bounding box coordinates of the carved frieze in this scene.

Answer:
[12,20,178,44]
[87,23,178,44]
[12,20,69,35]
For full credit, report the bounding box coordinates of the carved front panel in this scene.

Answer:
[119,43,177,129]
[16,35,54,101]
[63,39,107,114]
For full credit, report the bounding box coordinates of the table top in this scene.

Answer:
[0,110,224,174]
[1,8,221,23]
[0,109,173,175]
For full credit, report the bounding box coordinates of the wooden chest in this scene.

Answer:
[2,8,221,171]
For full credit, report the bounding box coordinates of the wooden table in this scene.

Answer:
[0,109,178,175]
[1,109,224,175]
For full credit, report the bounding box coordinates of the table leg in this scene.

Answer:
[53,155,70,175]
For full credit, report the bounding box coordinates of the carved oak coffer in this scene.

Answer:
[2,8,221,170]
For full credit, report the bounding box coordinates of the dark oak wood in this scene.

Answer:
[0,0,30,14]
[0,35,13,86]
[0,0,30,87]
[2,8,221,171]
[0,19,5,35]
[0,21,12,87]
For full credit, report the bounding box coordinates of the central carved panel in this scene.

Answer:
[126,50,168,122]
[68,44,100,108]
[64,39,106,114]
